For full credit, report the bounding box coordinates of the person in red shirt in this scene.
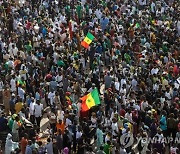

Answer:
[20,133,28,154]
[120,104,126,117]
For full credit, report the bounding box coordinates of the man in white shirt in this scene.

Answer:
[95,9,102,19]
[9,44,18,58]
[29,98,36,124]
[34,100,43,127]
[55,72,63,84]
[120,77,127,89]
[111,118,119,137]
[12,116,20,142]
[131,77,138,91]
[10,75,16,92]
[125,110,133,123]
[65,117,72,127]
[115,77,120,91]
[139,0,147,6]
[18,85,25,101]
[151,1,156,13]
[48,91,55,106]
[76,126,82,140]
[141,100,149,112]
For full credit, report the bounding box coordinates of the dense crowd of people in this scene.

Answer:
[0,0,179,153]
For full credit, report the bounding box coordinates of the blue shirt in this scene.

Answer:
[26,98,32,106]
[25,145,32,154]
[100,17,109,31]
[160,115,167,131]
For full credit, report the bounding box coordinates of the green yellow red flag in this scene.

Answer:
[80,88,101,111]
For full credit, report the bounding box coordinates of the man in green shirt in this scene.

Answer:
[76,2,82,21]
[104,140,111,154]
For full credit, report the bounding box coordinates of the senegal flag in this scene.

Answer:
[81,32,95,48]
[80,88,101,111]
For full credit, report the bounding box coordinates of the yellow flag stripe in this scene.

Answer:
[84,36,92,45]
[85,93,96,109]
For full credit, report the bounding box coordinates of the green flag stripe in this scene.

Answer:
[87,32,95,40]
[91,88,101,105]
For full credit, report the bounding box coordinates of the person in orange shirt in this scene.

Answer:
[56,119,65,134]
[20,134,28,154]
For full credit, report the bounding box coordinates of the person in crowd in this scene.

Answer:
[20,133,28,154]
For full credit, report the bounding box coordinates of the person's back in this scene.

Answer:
[12,116,20,142]
[20,135,28,154]
[38,141,46,154]
[50,80,57,91]
[56,130,63,153]
[167,116,177,129]
[160,114,167,131]
[45,138,53,154]
[25,140,32,154]
[0,114,8,131]
[30,137,39,150]
[104,141,111,154]
[104,74,112,89]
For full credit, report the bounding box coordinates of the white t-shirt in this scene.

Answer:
[48,92,55,105]
[95,9,102,19]
[29,102,36,115]
[91,117,97,127]
[120,79,126,89]
[12,121,19,134]
[151,68,159,75]
[139,0,146,5]
[76,131,82,139]
[9,47,18,58]
[34,104,43,117]
[141,101,148,112]
[131,79,137,89]
[151,2,156,13]
[112,122,119,136]
[18,87,25,100]
[105,135,111,143]
[115,81,120,91]
[59,110,64,121]
[34,24,40,33]
[0,81,4,91]
[65,118,72,126]
[55,75,63,83]
[125,113,133,123]
[170,147,178,154]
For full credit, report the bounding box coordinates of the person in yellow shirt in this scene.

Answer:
[150,32,156,44]
[161,75,168,90]
[15,99,24,114]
